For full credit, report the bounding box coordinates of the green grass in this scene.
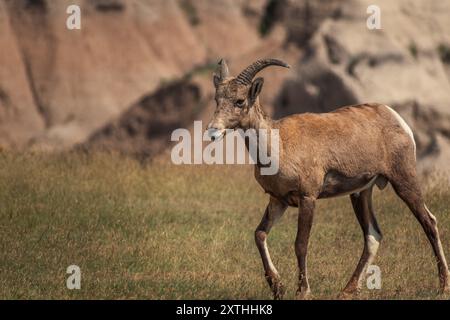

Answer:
[0,152,449,299]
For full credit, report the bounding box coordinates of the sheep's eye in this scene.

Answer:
[235,99,245,108]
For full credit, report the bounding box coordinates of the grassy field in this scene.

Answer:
[0,152,449,300]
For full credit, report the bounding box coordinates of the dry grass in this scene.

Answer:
[0,152,449,299]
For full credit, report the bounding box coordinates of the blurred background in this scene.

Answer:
[2,0,450,299]
[1,0,450,174]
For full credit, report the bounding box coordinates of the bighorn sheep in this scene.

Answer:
[207,58,449,299]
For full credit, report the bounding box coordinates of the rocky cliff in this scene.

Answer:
[0,0,266,149]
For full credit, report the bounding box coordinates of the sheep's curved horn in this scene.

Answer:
[217,58,229,80]
[236,59,290,85]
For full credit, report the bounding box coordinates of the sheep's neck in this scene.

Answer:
[245,100,273,131]
[242,101,279,164]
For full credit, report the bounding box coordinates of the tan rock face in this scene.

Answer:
[182,0,262,60]
[0,0,45,148]
[2,0,209,149]
[82,76,204,159]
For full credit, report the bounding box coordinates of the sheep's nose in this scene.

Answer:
[206,123,214,140]
[207,127,224,141]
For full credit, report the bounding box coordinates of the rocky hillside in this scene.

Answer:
[0,0,270,149]
[1,0,450,173]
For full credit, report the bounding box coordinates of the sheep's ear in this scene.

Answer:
[249,77,264,103]
[213,73,221,88]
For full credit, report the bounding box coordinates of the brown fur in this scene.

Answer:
[207,60,450,299]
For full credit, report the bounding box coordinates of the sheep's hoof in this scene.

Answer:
[338,289,359,300]
[270,279,285,300]
[295,288,312,300]
[440,285,450,295]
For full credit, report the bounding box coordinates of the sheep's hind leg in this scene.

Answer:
[390,173,449,293]
[340,187,382,299]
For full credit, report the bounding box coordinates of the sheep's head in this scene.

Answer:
[207,58,290,141]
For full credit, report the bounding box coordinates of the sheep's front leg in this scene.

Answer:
[295,196,315,299]
[255,197,287,300]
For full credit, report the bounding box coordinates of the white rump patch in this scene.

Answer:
[385,106,416,157]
